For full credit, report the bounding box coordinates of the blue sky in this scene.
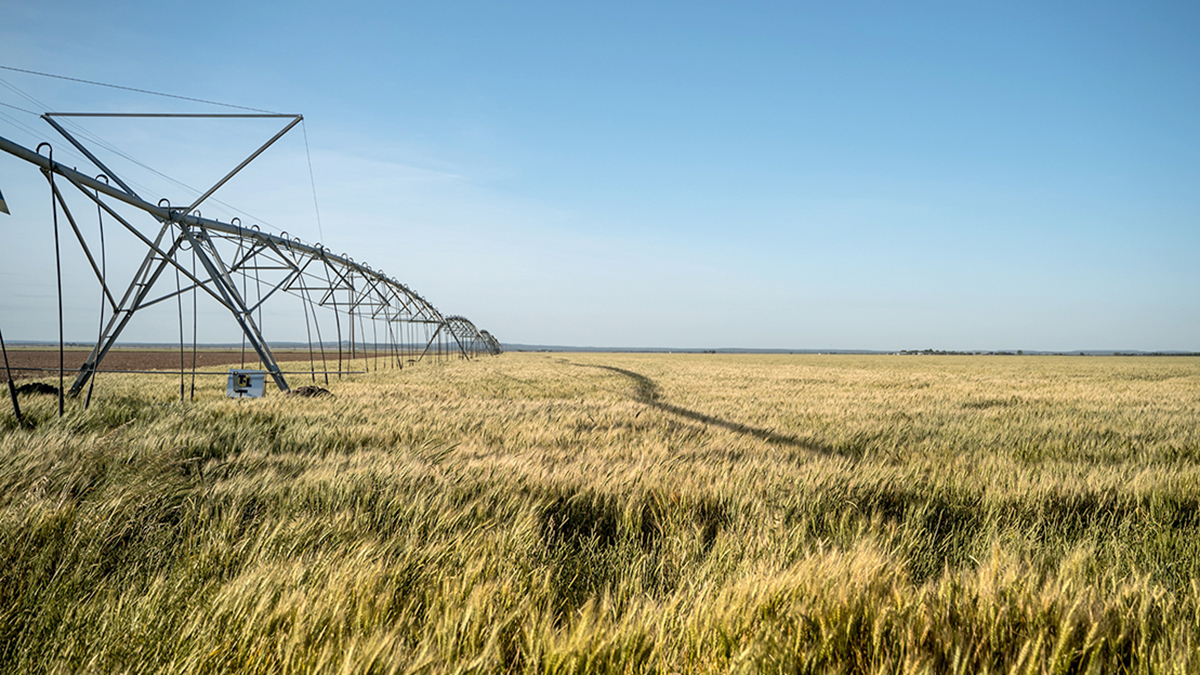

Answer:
[1,1,1198,350]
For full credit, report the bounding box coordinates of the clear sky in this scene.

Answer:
[1,1,1198,350]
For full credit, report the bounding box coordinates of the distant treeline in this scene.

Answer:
[899,349,1200,357]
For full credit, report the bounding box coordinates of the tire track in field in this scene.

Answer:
[577,363,838,456]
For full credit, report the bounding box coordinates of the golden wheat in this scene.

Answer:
[1,352,1198,673]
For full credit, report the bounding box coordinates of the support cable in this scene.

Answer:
[0,65,277,113]
[1,326,24,427]
[296,258,317,383]
[301,119,325,244]
[0,76,52,115]
[389,320,398,369]
[174,225,186,403]
[299,267,329,386]
[348,278,355,362]
[253,242,264,370]
[190,238,198,400]
[320,254,343,379]
[85,177,108,410]
[384,320,393,369]
[51,116,277,228]
[39,143,64,417]
[0,99,37,116]
[3,73,273,222]
[357,302,368,371]
[236,231,247,368]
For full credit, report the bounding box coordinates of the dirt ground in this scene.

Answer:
[0,348,328,383]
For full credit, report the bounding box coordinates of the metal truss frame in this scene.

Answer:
[0,114,501,396]
[438,315,503,358]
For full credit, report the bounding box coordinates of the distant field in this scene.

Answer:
[0,347,328,383]
[2,352,1199,672]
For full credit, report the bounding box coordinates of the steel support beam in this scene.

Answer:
[0,127,500,400]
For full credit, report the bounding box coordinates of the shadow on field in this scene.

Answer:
[579,363,838,456]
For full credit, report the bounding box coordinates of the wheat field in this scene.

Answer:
[2,352,1200,673]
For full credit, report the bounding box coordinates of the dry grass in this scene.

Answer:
[2,352,1200,673]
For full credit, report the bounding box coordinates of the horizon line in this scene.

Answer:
[4,340,1199,357]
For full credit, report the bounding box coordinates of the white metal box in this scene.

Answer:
[226,369,265,398]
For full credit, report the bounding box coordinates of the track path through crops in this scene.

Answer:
[573,361,839,456]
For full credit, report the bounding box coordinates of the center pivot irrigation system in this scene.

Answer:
[0,111,502,406]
